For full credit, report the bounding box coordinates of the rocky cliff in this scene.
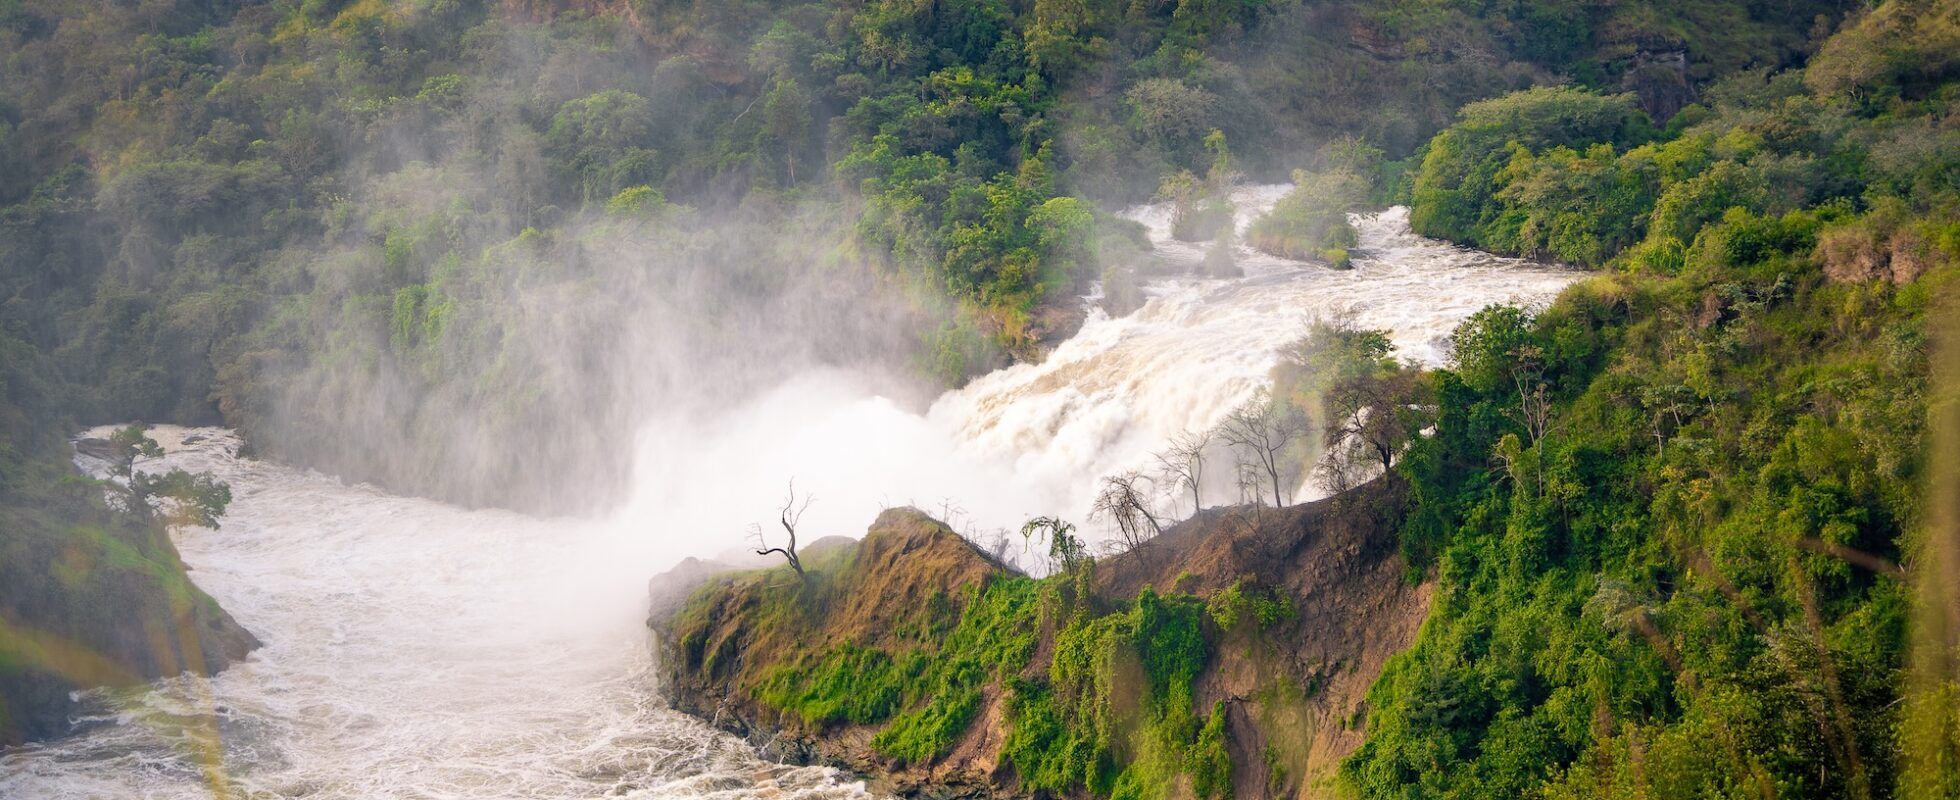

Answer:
[1092,478,1430,798]
[647,477,1428,799]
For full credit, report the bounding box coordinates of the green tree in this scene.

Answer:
[1410,87,1650,244]
[105,424,163,477]
[130,468,232,529]
[546,90,659,204]
[761,77,813,184]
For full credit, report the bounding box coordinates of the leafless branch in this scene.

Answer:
[1219,388,1309,506]
[1092,470,1165,553]
[753,479,811,581]
[1154,428,1213,516]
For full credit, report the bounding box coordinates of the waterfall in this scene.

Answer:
[611,189,1577,559]
[2,187,1576,798]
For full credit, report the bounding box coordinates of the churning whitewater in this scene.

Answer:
[615,189,1579,549]
[2,426,870,800]
[1,192,1576,798]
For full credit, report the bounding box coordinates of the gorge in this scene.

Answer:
[2,1,1954,797]
[1,199,1575,797]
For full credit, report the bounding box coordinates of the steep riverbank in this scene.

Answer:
[0,432,257,746]
[648,477,1426,799]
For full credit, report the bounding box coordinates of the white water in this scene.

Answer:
[614,192,1577,555]
[2,426,873,800]
[1,190,1576,798]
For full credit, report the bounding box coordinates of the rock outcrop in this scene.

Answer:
[652,508,1011,796]
[1619,48,1694,121]
[1093,477,1429,797]
[648,477,1431,799]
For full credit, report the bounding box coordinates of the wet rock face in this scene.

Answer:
[72,437,118,461]
[1622,48,1694,121]
[1818,220,1941,285]
[1092,477,1432,792]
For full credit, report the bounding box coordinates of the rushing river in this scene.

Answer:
[613,191,1579,549]
[0,191,1576,798]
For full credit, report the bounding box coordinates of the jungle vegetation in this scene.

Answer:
[10,2,1959,795]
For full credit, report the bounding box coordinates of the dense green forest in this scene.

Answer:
[1344,3,1960,797]
[0,0,1848,509]
[677,2,1950,799]
[8,0,1959,795]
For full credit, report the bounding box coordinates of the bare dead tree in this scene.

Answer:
[1507,343,1559,495]
[1154,428,1213,517]
[1219,388,1310,506]
[1091,470,1165,553]
[936,497,969,531]
[752,480,812,581]
[1235,461,1265,506]
[980,528,1019,571]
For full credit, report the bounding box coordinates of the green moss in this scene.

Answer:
[999,587,1219,800]
[871,659,986,763]
[1264,743,1288,794]
[748,575,1045,763]
[1003,677,1112,792]
[1189,703,1233,800]
[747,573,1237,797]
[757,643,903,727]
[872,575,1045,762]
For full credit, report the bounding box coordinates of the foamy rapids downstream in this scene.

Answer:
[0,188,1576,798]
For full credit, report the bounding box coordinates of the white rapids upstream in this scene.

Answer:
[0,188,1578,798]
[613,189,1579,550]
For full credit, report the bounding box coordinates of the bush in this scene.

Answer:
[604,185,665,217]
[1246,168,1365,262]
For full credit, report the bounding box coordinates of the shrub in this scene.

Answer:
[1246,168,1366,262]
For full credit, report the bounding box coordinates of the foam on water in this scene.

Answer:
[616,192,1578,551]
[1,428,876,799]
[1,189,1577,797]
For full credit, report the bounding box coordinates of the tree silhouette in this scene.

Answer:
[752,480,811,581]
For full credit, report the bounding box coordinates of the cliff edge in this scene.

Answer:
[647,477,1428,799]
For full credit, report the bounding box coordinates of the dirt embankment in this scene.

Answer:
[652,508,1011,796]
[648,478,1431,799]
[1095,476,1431,797]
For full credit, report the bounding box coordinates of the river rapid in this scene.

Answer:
[0,190,1576,798]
